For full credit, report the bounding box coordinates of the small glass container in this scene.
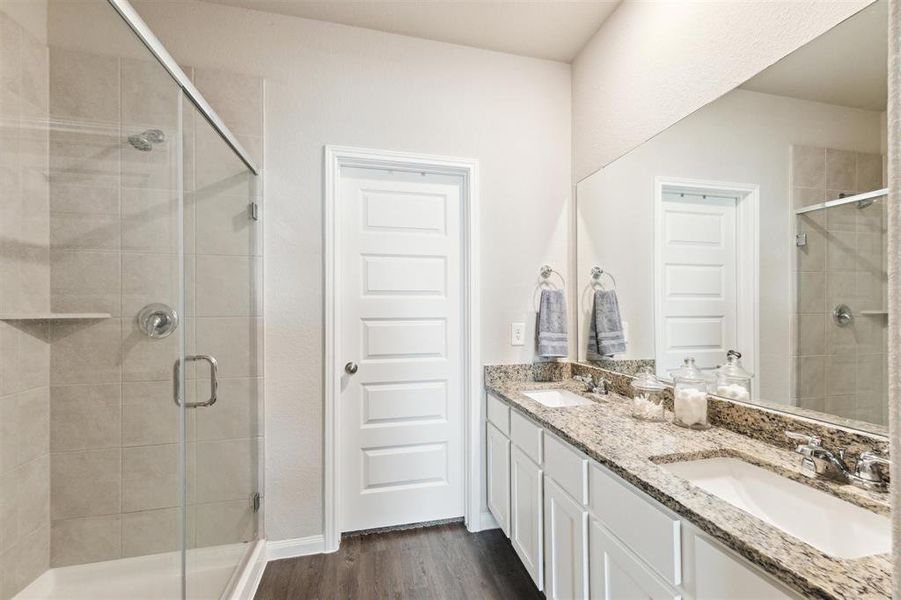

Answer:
[714,350,753,402]
[670,357,711,430]
[630,367,666,422]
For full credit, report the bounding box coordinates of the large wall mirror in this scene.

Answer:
[576,0,888,435]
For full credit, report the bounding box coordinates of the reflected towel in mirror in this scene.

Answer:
[588,289,626,358]
[537,289,568,358]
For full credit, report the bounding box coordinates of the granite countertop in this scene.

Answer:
[487,378,891,599]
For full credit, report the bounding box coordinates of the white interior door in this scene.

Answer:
[656,191,738,375]
[339,165,463,532]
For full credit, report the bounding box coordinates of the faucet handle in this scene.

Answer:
[785,431,821,447]
[855,450,891,486]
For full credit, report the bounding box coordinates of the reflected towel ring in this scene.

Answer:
[539,265,566,288]
[590,266,616,290]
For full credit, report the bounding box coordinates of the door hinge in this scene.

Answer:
[795,233,807,247]
[252,492,262,512]
[249,202,260,222]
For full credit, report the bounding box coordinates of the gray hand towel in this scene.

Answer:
[587,289,626,359]
[537,289,568,358]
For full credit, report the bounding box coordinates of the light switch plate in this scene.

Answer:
[511,322,525,346]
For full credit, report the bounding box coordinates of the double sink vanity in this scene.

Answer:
[484,363,891,599]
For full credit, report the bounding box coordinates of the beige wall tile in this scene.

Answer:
[3,524,48,597]
[16,387,48,466]
[50,319,121,385]
[50,449,120,519]
[16,454,48,539]
[796,271,825,314]
[121,252,179,318]
[825,229,857,271]
[49,182,119,216]
[122,507,180,558]
[791,145,825,188]
[50,515,120,567]
[195,317,262,378]
[825,148,856,191]
[194,122,260,198]
[193,499,256,547]
[49,130,119,189]
[857,201,884,234]
[856,152,883,191]
[122,58,180,130]
[0,395,16,476]
[195,439,255,503]
[796,228,825,271]
[50,384,120,452]
[195,255,261,317]
[49,48,119,123]
[121,188,180,254]
[122,381,194,447]
[121,317,188,382]
[796,314,825,356]
[0,323,50,395]
[825,318,858,355]
[825,202,856,232]
[794,356,825,398]
[0,470,15,554]
[122,444,179,512]
[49,213,120,251]
[193,67,263,138]
[50,250,120,316]
[122,132,178,191]
[193,191,259,256]
[856,354,885,392]
[826,355,856,395]
[195,377,260,441]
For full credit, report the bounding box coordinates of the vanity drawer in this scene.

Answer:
[510,410,543,465]
[487,393,510,435]
[589,462,681,586]
[544,433,588,506]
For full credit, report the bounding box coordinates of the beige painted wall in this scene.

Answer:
[572,0,872,182]
[125,0,573,541]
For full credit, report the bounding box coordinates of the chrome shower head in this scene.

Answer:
[128,128,166,151]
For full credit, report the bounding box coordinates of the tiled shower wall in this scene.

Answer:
[0,6,51,599]
[791,145,888,425]
[45,46,263,566]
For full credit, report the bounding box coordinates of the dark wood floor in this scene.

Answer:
[254,523,543,599]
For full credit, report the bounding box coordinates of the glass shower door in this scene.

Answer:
[183,104,261,599]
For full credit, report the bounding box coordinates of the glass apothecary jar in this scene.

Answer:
[670,357,711,430]
[630,367,666,422]
[714,350,753,402]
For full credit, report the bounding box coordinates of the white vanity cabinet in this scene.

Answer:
[511,444,544,589]
[484,397,800,600]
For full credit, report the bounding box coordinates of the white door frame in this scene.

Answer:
[654,176,759,398]
[324,146,480,552]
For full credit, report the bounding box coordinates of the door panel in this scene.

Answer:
[589,519,680,600]
[340,167,464,532]
[657,191,738,374]
[544,478,588,600]
[487,423,511,537]
[511,446,544,590]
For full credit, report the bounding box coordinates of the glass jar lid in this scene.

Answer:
[669,356,712,384]
[717,350,753,381]
[631,366,665,392]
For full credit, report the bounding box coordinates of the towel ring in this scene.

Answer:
[590,266,616,290]
[539,265,565,288]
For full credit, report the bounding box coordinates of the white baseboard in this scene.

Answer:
[479,511,500,531]
[266,534,326,561]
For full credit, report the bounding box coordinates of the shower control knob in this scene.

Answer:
[137,303,179,338]
[344,362,358,375]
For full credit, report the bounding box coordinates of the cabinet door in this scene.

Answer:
[511,445,543,590]
[487,422,511,537]
[589,519,681,600]
[544,478,588,600]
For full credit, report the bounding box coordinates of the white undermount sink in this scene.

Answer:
[522,389,593,408]
[661,457,890,559]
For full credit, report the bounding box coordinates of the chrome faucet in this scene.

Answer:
[786,431,890,492]
[573,374,608,395]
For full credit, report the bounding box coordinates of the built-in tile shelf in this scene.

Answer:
[0,313,111,321]
[860,310,889,316]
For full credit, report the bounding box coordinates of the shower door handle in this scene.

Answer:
[173,354,219,408]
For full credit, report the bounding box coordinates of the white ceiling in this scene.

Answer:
[198,0,621,62]
[741,0,887,111]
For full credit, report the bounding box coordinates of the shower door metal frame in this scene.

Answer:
[105,0,260,175]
